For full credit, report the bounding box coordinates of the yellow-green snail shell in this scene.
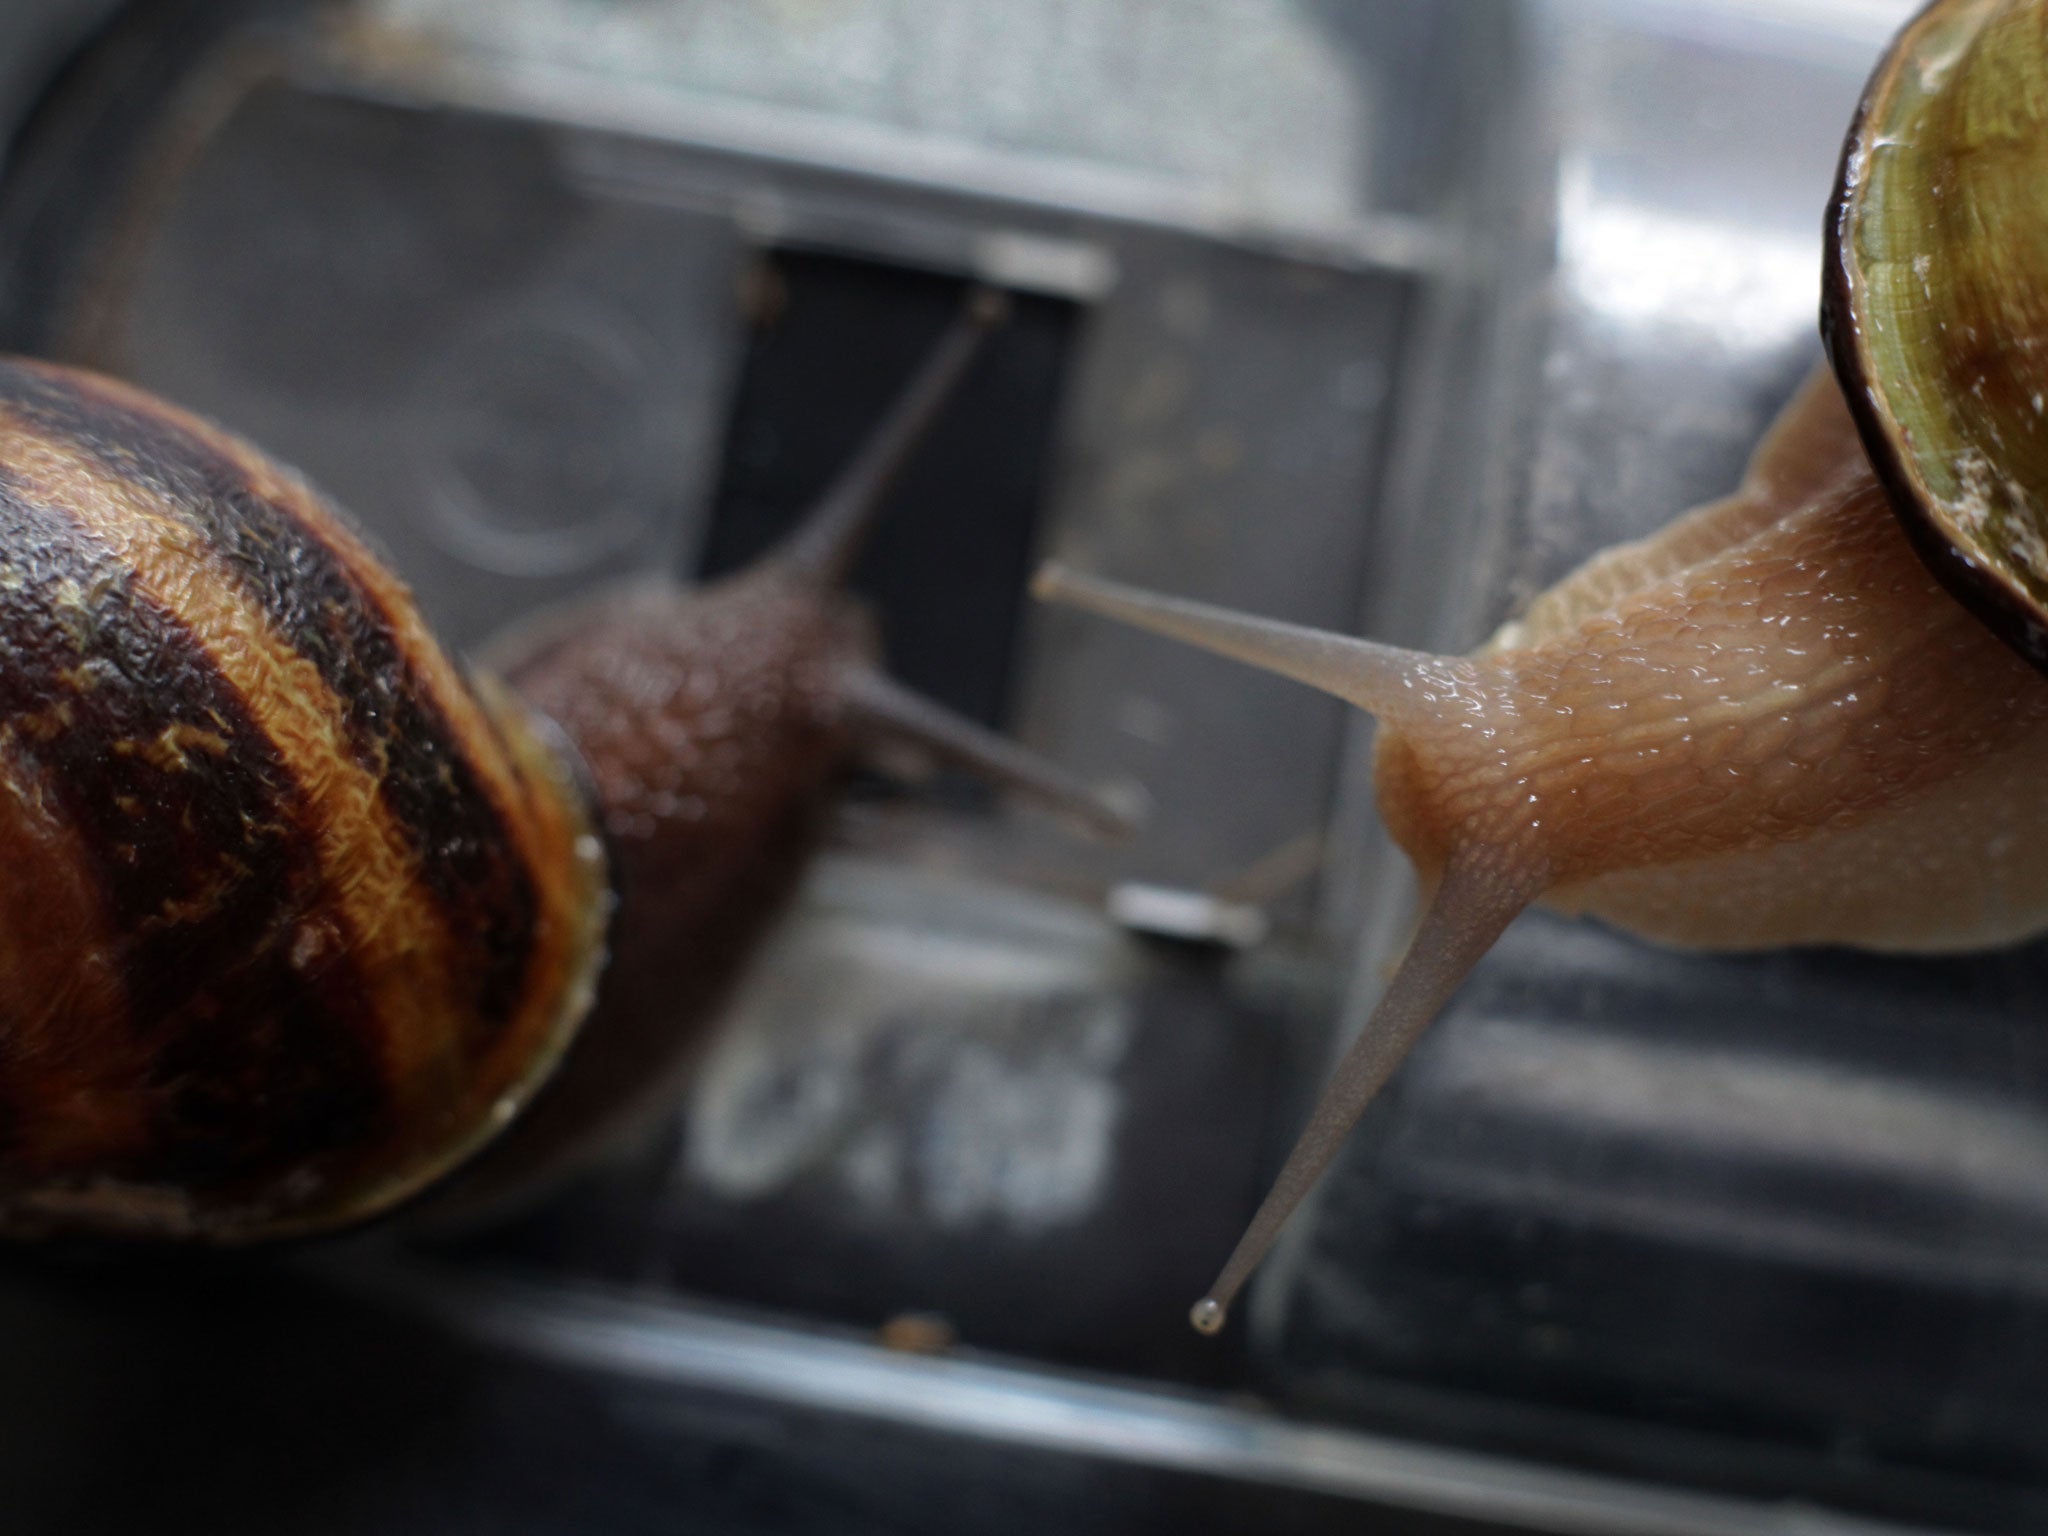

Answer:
[1826,0,2048,671]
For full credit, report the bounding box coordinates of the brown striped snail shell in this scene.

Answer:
[1040,0,2048,1334]
[0,290,1119,1244]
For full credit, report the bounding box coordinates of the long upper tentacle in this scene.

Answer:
[1032,563,1473,724]
[777,288,1009,584]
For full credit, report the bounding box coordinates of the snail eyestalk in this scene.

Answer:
[840,665,1142,839]
[1030,563,1459,723]
[779,286,1011,584]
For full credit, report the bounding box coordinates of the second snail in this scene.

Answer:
[1040,0,2048,1332]
[0,290,1128,1244]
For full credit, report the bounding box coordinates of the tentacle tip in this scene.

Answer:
[967,285,1012,329]
[1030,561,1079,606]
[1085,777,1149,840]
[1189,1297,1228,1336]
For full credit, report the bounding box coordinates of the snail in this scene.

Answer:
[0,286,1127,1244]
[1037,0,2048,1335]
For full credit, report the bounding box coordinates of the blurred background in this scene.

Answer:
[6,1,2047,1532]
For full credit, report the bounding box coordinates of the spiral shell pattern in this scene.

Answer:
[0,358,607,1241]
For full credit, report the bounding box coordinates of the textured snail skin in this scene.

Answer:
[503,569,859,956]
[0,357,606,1242]
[1039,367,2048,1330]
[443,567,866,1202]
[429,295,1032,1205]
[1039,3,2048,1330]
[1421,370,2048,953]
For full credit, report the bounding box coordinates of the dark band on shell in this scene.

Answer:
[0,360,607,1240]
[0,361,543,1028]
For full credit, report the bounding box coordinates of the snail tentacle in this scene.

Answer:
[1190,846,1544,1334]
[837,663,1140,838]
[1031,563,1469,725]
[777,286,1009,585]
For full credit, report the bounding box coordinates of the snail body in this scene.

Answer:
[1040,0,2048,1332]
[1435,369,2048,958]
[1039,369,2048,1330]
[0,291,1115,1242]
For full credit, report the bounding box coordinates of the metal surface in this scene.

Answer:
[0,1254,1943,1536]
[95,61,1421,906]
[381,1267,1948,1536]
[442,857,1317,1385]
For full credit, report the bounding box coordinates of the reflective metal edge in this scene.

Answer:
[297,43,1450,278]
[351,1262,1956,1536]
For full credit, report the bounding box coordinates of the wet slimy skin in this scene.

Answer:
[1036,369,2048,1332]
